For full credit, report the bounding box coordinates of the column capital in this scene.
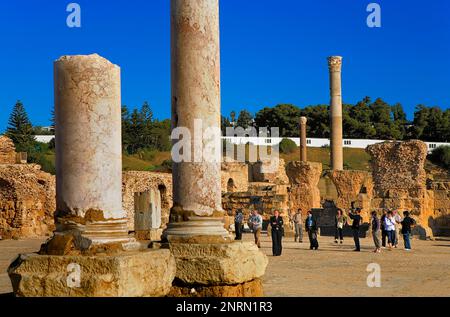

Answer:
[328,56,343,72]
[300,116,307,125]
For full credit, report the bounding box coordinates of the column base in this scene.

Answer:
[163,216,231,243]
[168,241,268,297]
[8,249,176,297]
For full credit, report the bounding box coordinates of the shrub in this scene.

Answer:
[429,146,450,170]
[279,138,297,154]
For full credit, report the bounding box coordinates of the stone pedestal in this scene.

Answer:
[328,56,344,171]
[168,241,268,297]
[8,249,176,297]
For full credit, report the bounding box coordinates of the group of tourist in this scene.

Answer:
[233,206,417,256]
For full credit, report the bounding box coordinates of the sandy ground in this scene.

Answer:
[0,235,449,296]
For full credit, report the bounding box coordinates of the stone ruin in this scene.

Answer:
[0,163,55,240]
[0,136,55,240]
[122,171,172,241]
[367,140,441,239]
[0,136,17,164]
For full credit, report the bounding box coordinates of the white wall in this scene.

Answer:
[222,137,450,154]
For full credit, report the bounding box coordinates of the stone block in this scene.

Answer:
[8,249,176,297]
[169,279,263,297]
[170,241,268,286]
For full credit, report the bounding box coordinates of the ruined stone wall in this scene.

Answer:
[221,162,249,193]
[367,140,433,238]
[429,181,450,236]
[286,161,322,215]
[0,136,17,164]
[122,171,173,232]
[0,164,55,239]
[328,170,373,223]
[249,159,289,185]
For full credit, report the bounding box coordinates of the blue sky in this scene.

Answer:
[0,0,449,131]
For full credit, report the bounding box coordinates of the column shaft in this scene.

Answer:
[300,117,307,162]
[54,54,128,245]
[168,0,228,240]
[328,56,344,171]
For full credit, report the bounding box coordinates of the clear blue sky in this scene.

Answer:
[0,0,449,132]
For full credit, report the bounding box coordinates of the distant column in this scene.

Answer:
[328,56,344,171]
[54,54,129,245]
[300,117,308,162]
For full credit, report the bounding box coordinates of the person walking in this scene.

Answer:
[380,209,388,248]
[348,208,362,252]
[305,210,319,250]
[234,209,244,240]
[393,210,403,248]
[334,209,347,244]
[270,210,284,256]
[371,211,382,253]
[293,209,303,243]
[249,210,263,248]
[384,211,396,250]
[401,211,416,251]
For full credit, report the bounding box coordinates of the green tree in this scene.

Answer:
[236,110,254,129]
[6,101,36,152]
[255,104,302,137]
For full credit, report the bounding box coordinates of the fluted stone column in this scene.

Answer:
[167,0,228,242]
[328,56,344,171]
[300,117,307,162]
[53,54,130,246]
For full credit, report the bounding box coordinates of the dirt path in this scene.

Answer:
[1,235,449,296]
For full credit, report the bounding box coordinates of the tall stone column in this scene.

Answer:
[52,54,130,247]
[167,0,228,242]
[300,116,307,162]
[328,56,344,171]
[8,54,177,297]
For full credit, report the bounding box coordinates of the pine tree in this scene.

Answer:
[6,101,36,152]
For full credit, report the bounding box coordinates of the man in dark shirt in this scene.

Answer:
[349,208,362,252]
[401,211,416,250]
[270,210,284,256]
[305,210,319,250]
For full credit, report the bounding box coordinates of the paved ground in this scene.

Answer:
[0,235,449,296]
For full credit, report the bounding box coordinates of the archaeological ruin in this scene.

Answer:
[0,0,449,299]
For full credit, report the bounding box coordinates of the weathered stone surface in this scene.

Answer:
[122,171,172,233]
[328,56,344,171]
[0,164,55,239]
[221,161,249,193]
[170,241,268,286]
[250,159,289,185]
[328,170,373,222]
[286,161,322,215]
[366,140,433,238]
[367,140,428,195]
[8,249,176,297]
[54,54,129,245]
[169,279,263,297]
[0,136,17,164]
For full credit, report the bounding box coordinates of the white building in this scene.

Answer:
[222,136,449,154]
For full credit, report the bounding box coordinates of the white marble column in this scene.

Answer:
[54,54,129,245]
[166,0,228,241]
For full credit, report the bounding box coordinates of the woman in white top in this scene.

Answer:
[384,211,396,250]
